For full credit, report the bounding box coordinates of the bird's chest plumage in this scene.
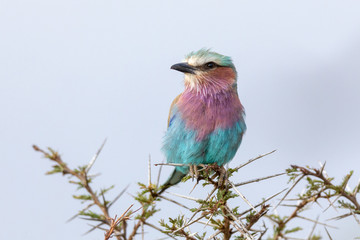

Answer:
[177,90,243,141]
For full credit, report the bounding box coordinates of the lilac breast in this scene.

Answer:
[177,89,244,141]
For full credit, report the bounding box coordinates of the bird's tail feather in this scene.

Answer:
[158,168,187,194]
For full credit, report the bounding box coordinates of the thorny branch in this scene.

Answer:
[34,144,360,239]
[33,144,129,240]
[33,145,111,221]
[266,164,360,240]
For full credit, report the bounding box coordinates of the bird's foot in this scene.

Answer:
[188,164,202,194]
[189,164,200,181]
[217,166,227,188]
[207,164,227,187]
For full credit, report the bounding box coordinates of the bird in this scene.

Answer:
[160,49,246,193]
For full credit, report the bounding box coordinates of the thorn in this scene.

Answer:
[206,230,221,239]
[156,160,164,188]
[307,215,319,239]
[172,215,205,234]
[233,150,276,171]
[189,181,198,194]
[85,138,107,173]
[185,187,217,224]
[158,195,190,209]
[238,188,287,216]
[234,172,286,187]
[229,180,257,212]
[204,212,214,228]
[167,192,201,201]
[324,226,333,240]
[155,163,190,167]
[298,215,337,229]
[108,184,130,208]
[83,222,105,235]
[66,203,95,223]
[141,221,144,240]
[148,155,151,186]
[273,175,305,212]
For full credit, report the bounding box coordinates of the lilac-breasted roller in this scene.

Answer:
[160,49,246,191]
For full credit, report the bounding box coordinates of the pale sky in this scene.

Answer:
[1,0,360,239]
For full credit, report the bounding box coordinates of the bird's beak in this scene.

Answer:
[170,62,196,74]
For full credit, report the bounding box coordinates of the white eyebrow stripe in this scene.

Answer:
[186,55,221,67]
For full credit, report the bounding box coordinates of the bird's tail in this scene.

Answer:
[158,168,187,195]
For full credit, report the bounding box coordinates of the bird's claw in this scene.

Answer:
[217,166,227,187]
[189,164,200,181]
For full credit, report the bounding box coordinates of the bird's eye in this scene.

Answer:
[205,62,216,69]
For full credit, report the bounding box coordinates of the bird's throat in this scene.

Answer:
[184,67,236,96]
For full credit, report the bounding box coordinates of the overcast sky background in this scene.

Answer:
[1,0,360,239]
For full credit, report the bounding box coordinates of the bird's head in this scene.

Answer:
[171,49,237,94]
